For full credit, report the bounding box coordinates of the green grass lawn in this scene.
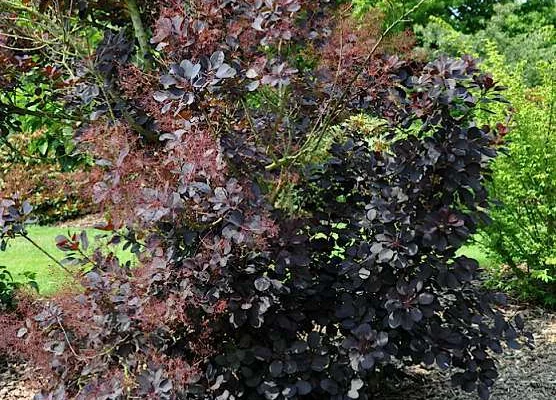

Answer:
[458,242,497,270]
[0,225,136,296]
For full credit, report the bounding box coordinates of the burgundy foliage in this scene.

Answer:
[0,1,530,400]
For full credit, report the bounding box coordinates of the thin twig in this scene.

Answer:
[0,42,47,51]
[2,101,82,122]
[21,234,72,275]
[56,315,130,361]
[265,0,428,171]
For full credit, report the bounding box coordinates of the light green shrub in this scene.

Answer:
[415,3,556,86]
[479,55,556,305]
[416,7,556,304]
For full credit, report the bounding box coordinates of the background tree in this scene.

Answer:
[352,0,514,33]
[414,0,556,304]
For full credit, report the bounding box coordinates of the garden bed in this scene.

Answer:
[2,304,554,400]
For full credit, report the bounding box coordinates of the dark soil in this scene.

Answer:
[56,213,104,229]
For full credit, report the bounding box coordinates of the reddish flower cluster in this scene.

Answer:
[0,295,50,374]
[117,64,180,133]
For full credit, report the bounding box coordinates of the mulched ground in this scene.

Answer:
[56,213,104,228]
[380,305,556,400]
[0,361,35,400]
[1,305,554,400]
